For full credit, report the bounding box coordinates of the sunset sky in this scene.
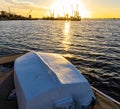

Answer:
[0,0,120,18]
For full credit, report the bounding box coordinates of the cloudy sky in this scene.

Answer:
[0,0,120,18]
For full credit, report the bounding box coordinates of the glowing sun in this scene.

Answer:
[51,0,90,18]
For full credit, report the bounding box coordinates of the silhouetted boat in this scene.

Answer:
[42,17,81,21]
[42,4,81,21]
[0,52,120,109]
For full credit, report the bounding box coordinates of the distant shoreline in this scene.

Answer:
[0,18,39,21]
[0,18,120,21]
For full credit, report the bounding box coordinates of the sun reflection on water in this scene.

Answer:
[62,21,71,51]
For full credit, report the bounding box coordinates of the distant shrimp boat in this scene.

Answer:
[42,16,81,21]
[0,52,120,109]
[42,4,81,21]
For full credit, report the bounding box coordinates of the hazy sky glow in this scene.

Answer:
[0,0,120,18]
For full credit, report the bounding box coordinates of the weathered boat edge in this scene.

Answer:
[0,53,25,64]
[92,86,120,109]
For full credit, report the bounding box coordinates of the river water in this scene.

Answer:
[0,20,120,101]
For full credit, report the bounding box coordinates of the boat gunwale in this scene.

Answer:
[0,53,25,64]
[92,86,120,108]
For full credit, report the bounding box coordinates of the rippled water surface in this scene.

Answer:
[0,20,120,101]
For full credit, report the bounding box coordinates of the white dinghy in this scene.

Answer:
[14,52,96,109]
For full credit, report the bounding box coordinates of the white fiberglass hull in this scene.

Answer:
[14,52,95,109]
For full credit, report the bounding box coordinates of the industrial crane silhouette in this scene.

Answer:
[26,10,32,18]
